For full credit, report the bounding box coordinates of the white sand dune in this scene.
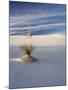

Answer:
[9,34,66,89]
[9,46,65,89]
[10,34,65,46]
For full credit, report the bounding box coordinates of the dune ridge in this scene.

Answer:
[10,34,65,46]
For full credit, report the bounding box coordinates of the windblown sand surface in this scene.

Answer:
[9,46,66,89]
[9,35,66,89]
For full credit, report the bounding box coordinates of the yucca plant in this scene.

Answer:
[23,45,33,56]
[20,45,34,62]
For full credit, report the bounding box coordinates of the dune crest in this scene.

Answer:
[10,35,65,46]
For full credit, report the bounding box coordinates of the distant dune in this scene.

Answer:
[10,34,65,46]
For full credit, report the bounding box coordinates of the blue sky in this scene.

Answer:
[9,1,66,36]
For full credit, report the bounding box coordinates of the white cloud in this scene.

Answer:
[10,22,65,31]
[10,11,65,27]
[9,10,65,35]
